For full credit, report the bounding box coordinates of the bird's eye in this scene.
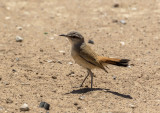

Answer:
[71,36,77,39]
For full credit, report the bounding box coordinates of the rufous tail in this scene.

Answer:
[98,56,130,67]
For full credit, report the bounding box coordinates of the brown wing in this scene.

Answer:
[79,44,107,72]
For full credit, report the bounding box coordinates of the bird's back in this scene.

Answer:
[71,43,106,71]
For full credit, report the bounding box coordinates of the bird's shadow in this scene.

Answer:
[65,88,132,99]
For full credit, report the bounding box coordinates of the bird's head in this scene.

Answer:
[59,31,84,45]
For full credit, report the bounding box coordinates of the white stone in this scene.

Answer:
[59,50,65,55]
[129,104,136,108]
[59,50,65,53]
[120,20,126,24]
[20,103,29,111]
[16,36,23,42]
[47,60,53,63]
[79,96,85,100]
[68,62,73,65]
[120,41,125,46]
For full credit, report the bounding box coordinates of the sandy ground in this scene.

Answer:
[0,0,160,113]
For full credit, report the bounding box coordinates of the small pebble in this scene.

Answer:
[74,102,78,106]
[66,71,74,76]
[44,103,50,110]
[88,40,94,44]
[4,82,10,85]
[120,20,126,24]
[79,96,85,100]
[57,60,62,64]
[47,60,53,63]
[20,103,29,111]
[113,3,119,8]
[77,106,81,110]
[40,49,43,52]
[12,69,16,72]
[112,19,118,23]
[112,75,116,80]
[120,41,125,46]
[129,104,136,108]
[59,50,65,55]
[16,58,19,61]
[68,62,73,65]
[16,36,23,42]
[52,76,57,79]
[44,32,48,35]
[6,98,13,104]
[17,27,22,30]
[21,83,30,85]
[39,102,45,108]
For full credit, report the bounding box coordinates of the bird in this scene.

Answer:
[59,31,130,90]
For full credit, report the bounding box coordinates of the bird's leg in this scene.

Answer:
[80,69,89,87]
[89,69,94,90]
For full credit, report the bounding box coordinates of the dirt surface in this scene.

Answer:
[0,0,160,113]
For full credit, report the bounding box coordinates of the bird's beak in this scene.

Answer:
[59,34,67,37]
